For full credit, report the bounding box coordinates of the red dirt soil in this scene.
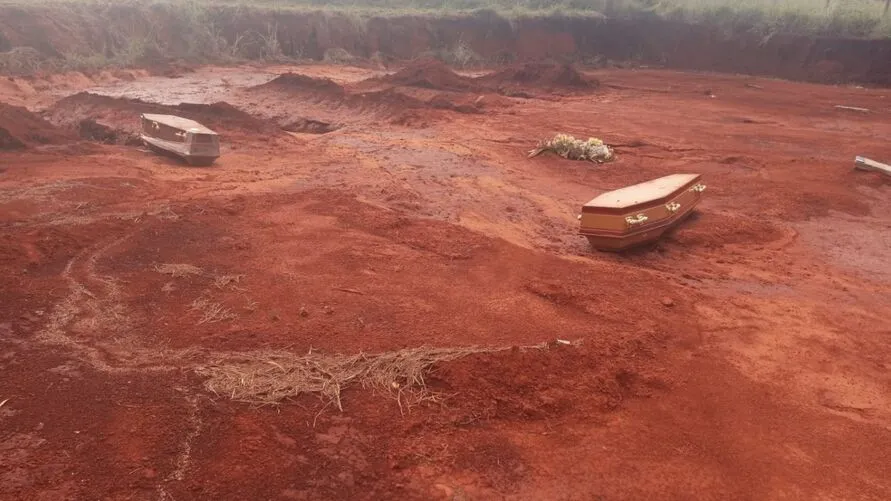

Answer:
[378,59,482,92]
[479,62,599,91]
[260,72,347,97]
[1,64,891,500]
[0,102,72,150]
[253,70,484,122]
[46,92,279,139]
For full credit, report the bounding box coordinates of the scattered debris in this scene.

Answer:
[661,297,675,307]
[334,287,365,295]
[556,339,572,345]
[0,398,9,409]
[834,105,870,113]
[745,83,763,90]
[854,156,891,176]
[529,134,614,163]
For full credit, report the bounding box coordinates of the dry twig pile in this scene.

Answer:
[197,346,513,411]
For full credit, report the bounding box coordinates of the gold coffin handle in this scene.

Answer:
[665,202,681,214]
[625,214,649,227]
[690,183,707,193]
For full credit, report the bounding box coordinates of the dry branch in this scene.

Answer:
[196,345,547,410]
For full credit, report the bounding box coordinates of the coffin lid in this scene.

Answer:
[582,173,700,214]
[141,114,217,135]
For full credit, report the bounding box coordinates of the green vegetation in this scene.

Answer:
[0,0,888,76]
[18,0,889,38]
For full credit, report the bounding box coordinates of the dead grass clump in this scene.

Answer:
[154,264,245,291]
[0,47,44,75]
[323,47,357,64]
[213,274,244,289]
[528,133,614,163]
[191,298,236,324]
[154,263,205,278]
[438,39,482,69]
[197,346,502,411]
[0,180,84,204]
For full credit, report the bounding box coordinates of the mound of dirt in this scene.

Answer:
[0,103,73,150]
[255,70,481,126]
[257,73,345,97]
[47,93,275,136]
[351,88,481,121]
[479,62,598,90]
[173,102,272,131]
[351,88,425,112]
[668,213,788,248]
[76,119,141,146]
[429,94,483,114]
[281,118,340,134]
[378,59,480,92]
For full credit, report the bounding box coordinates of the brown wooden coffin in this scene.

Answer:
[140,114,220,166]
[579,173,705,251]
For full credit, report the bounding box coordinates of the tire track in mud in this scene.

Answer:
[30,225,207,496]
[35,227,182,372]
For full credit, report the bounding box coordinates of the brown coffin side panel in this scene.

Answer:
[578,174,706,251]
[580,186,702,233]
[583,208,697,251]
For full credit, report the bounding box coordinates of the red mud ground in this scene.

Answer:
[1,63,891,500]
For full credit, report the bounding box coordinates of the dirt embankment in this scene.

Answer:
[45,92,279,140]
[0,5,889,85]
[371,59,596,93]
[0,102,72,150]
[254,60,594,123]
[255,66,488,120]
[480,61,598,93]
[377,59,483,92]
[259,73,347,96]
